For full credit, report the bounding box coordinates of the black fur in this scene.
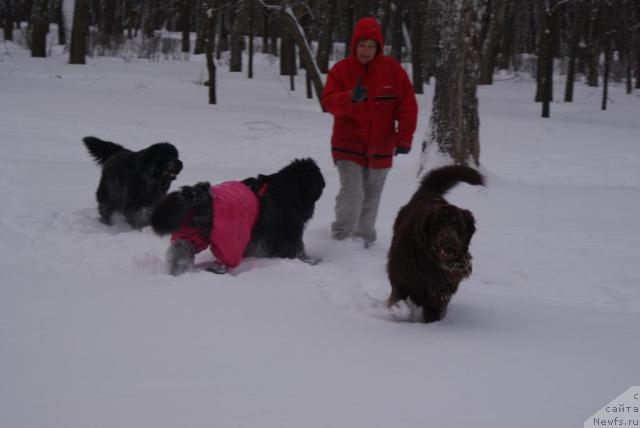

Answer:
[83,136,183,229]
[150,158,325,263]
[150,182,212,236]
[242,158,325,260]
[387,165,484,323]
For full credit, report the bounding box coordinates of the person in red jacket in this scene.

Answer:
[321,17,417,248]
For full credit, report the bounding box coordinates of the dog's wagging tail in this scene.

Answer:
[418,164,485,198]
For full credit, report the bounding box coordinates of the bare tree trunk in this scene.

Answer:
[421,0,440,84]
[69,0,89,64]
[230,2,246,72]
[586,3,600,87]
[601,1,611,110]
[282,6,325,102]
[54,0,65,45]
[497,0,515,70]
[181,0,191,53]
[280,27,296,76]
[624,2,632,94]
[248,0,254,79]
[423,0,481,169]
[410,0,425,93]
[636,1,640,89]
[564,5,586,102]
[3,0,14,41]
[30,0,48,57]
[344,0,353,57]
[194,0,206,54]
[478,0,507,84]
[390,1,403,62]
[215,6,228,60]
[205,1,217,104]
[534,0,555,118]
[316,0,337,73]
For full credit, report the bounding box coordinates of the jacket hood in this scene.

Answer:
[350,17,384,58]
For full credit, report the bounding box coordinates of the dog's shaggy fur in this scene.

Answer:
[241,158,325,260]
[83,136,183,229]
[387,165,484,323]
[150,158,325,272]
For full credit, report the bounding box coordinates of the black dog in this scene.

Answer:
[387,165,484,323]
[241,158,325,260]
[151,158,325,275]
[83,136,183,229]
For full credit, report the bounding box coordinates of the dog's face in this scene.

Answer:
[136,143,183,182]
[421,205,476,274]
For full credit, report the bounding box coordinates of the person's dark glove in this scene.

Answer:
[394,146,411,156]
[351,77,367,103]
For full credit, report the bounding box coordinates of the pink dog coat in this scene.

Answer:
[171,181,259,268]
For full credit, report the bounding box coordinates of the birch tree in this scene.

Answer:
[421,0,481,172]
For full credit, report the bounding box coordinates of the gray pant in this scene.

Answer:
[331,160,389,245]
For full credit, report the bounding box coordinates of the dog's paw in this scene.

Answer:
[166,240,195,276]
[299,253,321,266]
[206,260,227,274]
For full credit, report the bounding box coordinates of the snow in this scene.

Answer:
[1,40,640,428]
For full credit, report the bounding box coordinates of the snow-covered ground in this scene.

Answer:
[1,40,639,428]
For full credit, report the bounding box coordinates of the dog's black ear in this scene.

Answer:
[461,209,476,242]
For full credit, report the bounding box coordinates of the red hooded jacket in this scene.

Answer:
[170,181,259,269]
[321,17,418,169]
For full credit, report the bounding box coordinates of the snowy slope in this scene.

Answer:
[1,41,639,428]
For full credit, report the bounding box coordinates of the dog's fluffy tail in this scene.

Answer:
[419,165,484,198]
[83,136,126,166]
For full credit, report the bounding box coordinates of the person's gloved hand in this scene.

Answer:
[394,146,411,156]
[351,77,367,103]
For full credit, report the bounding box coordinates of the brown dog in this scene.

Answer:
[387,165,484,323]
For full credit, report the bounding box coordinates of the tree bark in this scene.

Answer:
[316,0,337,73]
[390,1,403,62]
[230,2,246,72]
[280,27,296,76]
[586,3,600,87]
[478,0,507,84]
[194,0,206,54]
[421,0,440,84]
[3,0,13,41]
[54,0,65,45]
[248,0,254,79]
[274,4,325,105]
[181,0,191,53]
[204,1,217,104]
[564,4,586,102]
[69,0,89,64]
[344,0,354,57]
[30,0,48,57]
[423,0,481,169]
[410,0,425,93]
[601,1,611,110]
[534,0,555,117]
